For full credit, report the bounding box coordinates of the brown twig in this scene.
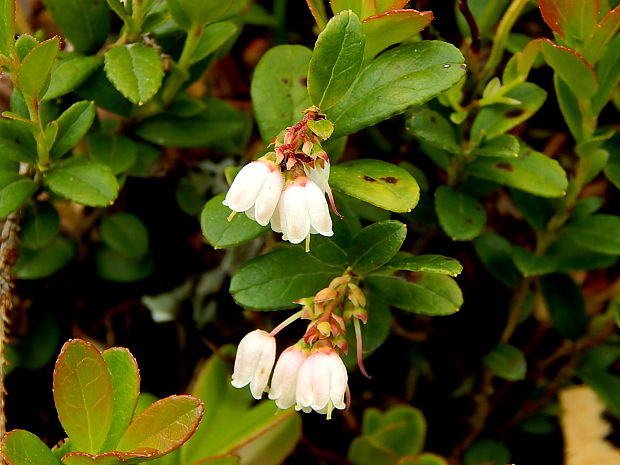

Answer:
[458,0,481,54]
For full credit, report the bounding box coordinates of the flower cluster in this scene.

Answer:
[223,107,340,250]
[231,272,369,419]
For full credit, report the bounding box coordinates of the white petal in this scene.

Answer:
[295,356,315,408]
[231,330,275,397]
[281,184,310,244]
[310,352,331,411]
[305,180,333,237]
[269,346,306,409]
[248,335,276,399]
[223,161,270,212]
[254,169,284,226]
[328,352,348,409]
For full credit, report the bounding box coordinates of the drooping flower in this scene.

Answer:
[268,343,308,409]
[295,346,348,419]
[270,176,333,245]
[223,158,284,226]
[231,329,276,399]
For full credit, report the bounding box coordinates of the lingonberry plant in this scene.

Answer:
[0,0,619,464]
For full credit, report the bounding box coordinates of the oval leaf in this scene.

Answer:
[0,171,37,219]
[53,339,114,454]
[348,220,407,274]
[21,202,60,249]
[100,212,149,260]
[43,53,102,101]
[1,430,63,465]
[540,273,587,340]
[104,43,164,105]
[434,186,486,241]
[561,214,620,255]
[384,253,463,277]
[330,159,420,212]
[14,237,76,279]
[87,133,138,174]
[308,10,365,110]
[483,343,526,381]
[51,101,96,159]
[116,395,204,458]
[18,37,60,99]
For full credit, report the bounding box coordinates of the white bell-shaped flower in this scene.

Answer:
[268,344,308,409]
[223,159,284,226]
[295,347,348,418]
[231,329,276,399]
[270,177,333,244]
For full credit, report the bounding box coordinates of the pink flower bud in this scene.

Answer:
[231,329,276,399]
[268,344,308,409]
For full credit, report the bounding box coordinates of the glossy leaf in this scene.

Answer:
[561,214,620,255]
[116,395,204,458]
[435,186,486,241]
[175,0,231,26]
[366,273,463,316]
[230,248,344,310]
[88,133,138,175]
[51,101,96,158]
[18,37,60,99]
[376,0,408,13]
[472,134,520,158]
[201,193,268,249]
[46,158,119,207]
[466,148,567,198]
[349,220,407,274]
[330,0,375,18]
[510,189,553,230]
[483,343,526,381]
[470,82,546,145]
[53,339,114,454]
[190,22,238,65]
[540,273,587,340]
[0,171,37,219]
[464,439,510,465]
[42,0,109,53]
[592,33,620,115]
[1,430,63,465]
[583,5,620,63]
[99,213,149,260]
[0,0,15,57]
[104,43,164,105]
[538,0,599,43]
[62,453,129,465]
[94,247,154,283]
[327,41,466,138]
[101,348,140,451]
[43,53,102,101]
[406,107,460,154]
[251,45,312,142]
[308,10,365,110]
[21,202,60,249]
[362,9,433,61]
[14,237,76,279]
[330,159,420,212]
[0,137,35,164]
[384,253,463,277]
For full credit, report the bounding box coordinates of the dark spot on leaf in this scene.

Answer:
[466,219,473,223]
[460,64,467,70]
[444,257,453,261]
[281,78,289,84]
[381,176,398,184]
[430,116,437,124]
[363,175,377,182]
[505,109,525,118]
[299,77,308,87]
[407,272,423,282]
[496,162,513,171]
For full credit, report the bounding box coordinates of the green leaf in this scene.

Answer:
[466,147,568,198]
[554,74,583,142]
[583,6,620,64]
[136,98,250,150]
[510,246,556,277]
[366,273,463,316]
[95,246,154,282]
[510,188,553,230]
[330,159,420,212]
[0,171,36,219]
[87,133,138,174]
[18,37,60,99]
[12,309,60,370]
[230,248,344,310]
[362,9,433,61]
[101,348,140,451]
[46,158,119,207]
[348,220,407,274]
[14,34,37,60]
[75,67,133,116]
[546,233,618,273]
[329,0,375,18]
[14,237,76,279]
[592,34,620,115]
[53,339,114,454]
[470,82,547,145]
[540,273,587,340]
[61,453,127,465]
[307,119,334,139]
[472,134,520,158]
[538,0,598,45]
[464,439,510,465]
[327,41,466,138]
[116,395,203,458]
[483,343,526,381]
[1,429,63,465]
[51,101,96,158]
[104,43,164,105]
[190,22,238,65]
[375,0,408,13]
[383,253,463,277]
[434,186,486,241]
[0,137,35,164]
[43,53,102,101]
[561,214,620,255]
[175,0,232,26]
[349,406,426,465]
[41,0,109,53]
[100,212,149,261]
[0,0,15,57]
[308,10,364,110]
[201,193,268,249]
[21,202,60,249]
[473,232,520,286]
[406,107,460,154]
[250,45,312,142]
